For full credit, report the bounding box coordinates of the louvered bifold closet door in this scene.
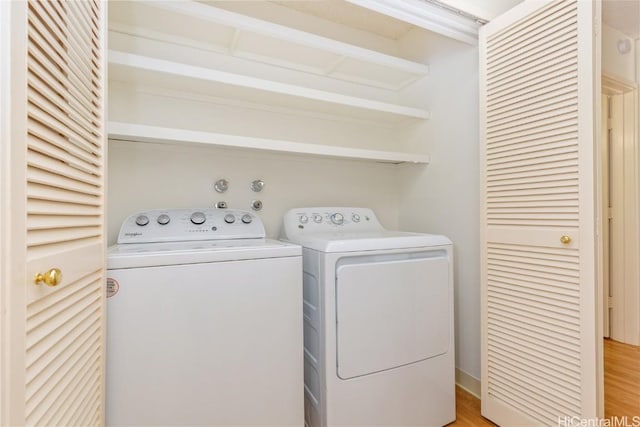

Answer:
[24,1,106,426]
[479,1,599,425]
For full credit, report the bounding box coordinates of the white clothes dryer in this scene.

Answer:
[281,207,455,427]
[106,208,303,426]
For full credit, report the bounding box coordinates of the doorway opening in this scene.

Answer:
[601,75,639,346]
[601,75,640,419]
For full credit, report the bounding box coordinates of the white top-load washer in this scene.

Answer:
[281,207,455,427]
[106,208,303,426]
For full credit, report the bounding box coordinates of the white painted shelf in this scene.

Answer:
[108,122,431,164]
[109,51,431,124]
[108,0,430,91]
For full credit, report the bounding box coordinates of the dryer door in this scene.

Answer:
[336,252,450,379]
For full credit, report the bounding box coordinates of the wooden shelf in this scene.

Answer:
[109,51,430,124]
[108,122,430,164]
[108,0,430,91]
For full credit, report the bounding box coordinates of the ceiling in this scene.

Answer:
[603,0,640,39]
[441,0,639,40]
[275,1,639,41]
[456,0,639,39]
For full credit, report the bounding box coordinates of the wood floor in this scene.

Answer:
[447,386,496,426]
[604,338,640,419]
[448,339,640,426]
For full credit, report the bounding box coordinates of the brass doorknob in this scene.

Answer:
[560,235,572,245]
[34,268,63,287]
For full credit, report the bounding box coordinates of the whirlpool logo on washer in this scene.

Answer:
[124,232,142,237]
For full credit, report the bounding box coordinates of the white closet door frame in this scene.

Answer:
[479,0,602,425]
[1,3,30,423]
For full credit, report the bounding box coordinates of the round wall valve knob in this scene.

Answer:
[560,235,572,245]
[214,179,229,193]
[251,200,263,211]
[35,268,63,287]
[250,180,265,192]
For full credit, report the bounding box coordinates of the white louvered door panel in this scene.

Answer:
[1,1,106,426]
[479,1,600,425]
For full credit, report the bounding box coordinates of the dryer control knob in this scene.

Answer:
[299,215,309,224]
[330,213,344,225]
[157,214,171,225]
[352,213,361,223]
[135,215,150,226]
[241,214,252,224]
[224,214,236,224]
[190,212,206,225]
[313,214,323,223]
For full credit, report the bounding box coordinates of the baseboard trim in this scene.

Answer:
[455,368,481,398]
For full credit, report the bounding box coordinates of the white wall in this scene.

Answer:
[397,34,481,380]
[107,141,400,244]
[602,24,637,82]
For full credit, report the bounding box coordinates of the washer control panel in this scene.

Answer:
[281,207,383,237]
[117,208,264,244]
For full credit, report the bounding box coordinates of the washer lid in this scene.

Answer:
[107,239,301,269]
[284,231,451,252]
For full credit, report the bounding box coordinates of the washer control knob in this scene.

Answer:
[330,213,344,225]
[157,214,170,225]
[135,215,149,226]
[241,214,252,224]
[313,214,323,223]
[224,214,236,224]
[299,215,309,224]
[190,212,206,225]
[352,213,360,223]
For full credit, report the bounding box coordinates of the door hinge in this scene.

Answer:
[608,207,614,220]
[608,297,614,309]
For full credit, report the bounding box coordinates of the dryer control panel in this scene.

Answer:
[117,208,265,244]
[281,207,383,236]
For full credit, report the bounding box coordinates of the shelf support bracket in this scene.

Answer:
[228,28,241,55]
[323,56,347,76]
